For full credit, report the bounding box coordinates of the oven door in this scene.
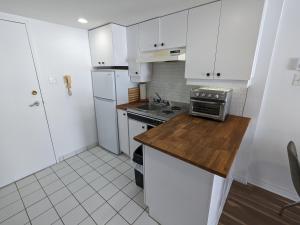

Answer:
[189,99,225,120]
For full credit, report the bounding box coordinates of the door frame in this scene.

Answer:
[0,12,57,162]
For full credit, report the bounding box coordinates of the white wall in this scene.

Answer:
[243,0,300,200]
[232,0,284,183]
[29,19,98,160]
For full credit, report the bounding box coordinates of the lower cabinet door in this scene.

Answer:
[129,119,147,159]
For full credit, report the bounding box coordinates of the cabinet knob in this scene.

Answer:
[206,73,210,77]
[142,126,145,129]
[161,43,165,46]
[154,44,157,47]
[98,62,101,65]
[123,113,126,116]
[102,62,105,64]
[135,72,138,75]
[216,73,221,77]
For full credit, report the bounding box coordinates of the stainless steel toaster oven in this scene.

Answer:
[189,87,232,121]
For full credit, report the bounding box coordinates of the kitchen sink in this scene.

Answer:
[136,104,162,111]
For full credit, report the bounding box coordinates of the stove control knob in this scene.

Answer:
[201,93,206,97]
[195,92,200,97]
[207,93,212,98]
[215,94,219,99]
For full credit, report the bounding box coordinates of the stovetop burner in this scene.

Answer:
[171,106,181,110]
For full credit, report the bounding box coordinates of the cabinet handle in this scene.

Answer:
[216,73,221,77]
[154,44,157,47]
[206,73,210,77]
[161,43,165,46]
[135,72,138,75]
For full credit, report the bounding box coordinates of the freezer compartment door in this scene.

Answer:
[92,71,116,100]
[95,97,119,154]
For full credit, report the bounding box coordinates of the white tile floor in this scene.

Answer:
[0,147,159,225]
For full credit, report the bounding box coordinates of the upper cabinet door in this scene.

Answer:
[127,24,139,61]
[139,18,160,52]
[159,11,188,50]
[185,2,221,79]
[214,0,264,81]
[89,25,113,67]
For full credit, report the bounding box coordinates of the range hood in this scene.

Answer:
[137,48,186,63]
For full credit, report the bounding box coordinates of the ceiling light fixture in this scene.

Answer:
[78,18,88,24]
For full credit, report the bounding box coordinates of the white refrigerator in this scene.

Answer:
[92,70,136,154]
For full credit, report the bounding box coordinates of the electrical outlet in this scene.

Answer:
[292,73,300,86]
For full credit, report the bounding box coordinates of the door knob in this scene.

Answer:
[29,101,40,107]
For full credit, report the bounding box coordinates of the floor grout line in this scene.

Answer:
[84,149,145,224]
[0,148,148,225]
[15,182,32,225]
[54,161,102,225]
[64,150,143,225]
[33,174,66,225]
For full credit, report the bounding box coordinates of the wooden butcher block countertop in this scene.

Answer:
[116,100,148,110]
[134,113,250,178]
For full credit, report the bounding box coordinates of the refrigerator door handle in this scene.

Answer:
[94,97,115,102]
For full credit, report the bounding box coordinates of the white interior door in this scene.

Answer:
[0,19,56,187]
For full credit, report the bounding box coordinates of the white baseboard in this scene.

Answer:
[247,176,299,201]
[57,142,99,162]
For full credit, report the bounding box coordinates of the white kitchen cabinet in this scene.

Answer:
[139,18,160,52]
[127,24,152,82]
[139,11,188,52]
[117,109,129,156]
[160,11,188,50]
[214,0,264,81]
[185,0,264,82]
[129,119,147,159]
[185,2,221,80]
[89,24,127,67]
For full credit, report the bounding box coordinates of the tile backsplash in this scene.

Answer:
[147,62,190,103]
[146,62,248,116]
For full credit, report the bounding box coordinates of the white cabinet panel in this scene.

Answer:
[139,18,160,52]
[89,24,127,67]
[160,11,188,50]
[185,2,221,80]
[118,110,129,156]
[129,119,147,159]
[214,0,264,81]
[89,25,113,67]
[127,24,152,82]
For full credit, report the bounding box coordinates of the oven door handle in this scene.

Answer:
[190,99,225,105]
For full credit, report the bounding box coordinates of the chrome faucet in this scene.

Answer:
[154,92,162,103]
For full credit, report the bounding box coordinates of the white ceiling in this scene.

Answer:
[0,0,214,29]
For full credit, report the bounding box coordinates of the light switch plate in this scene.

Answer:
[48,76,57,84]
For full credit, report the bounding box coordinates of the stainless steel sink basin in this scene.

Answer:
[136,104,162,111]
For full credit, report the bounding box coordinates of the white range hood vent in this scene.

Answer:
[137,48,186,63]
